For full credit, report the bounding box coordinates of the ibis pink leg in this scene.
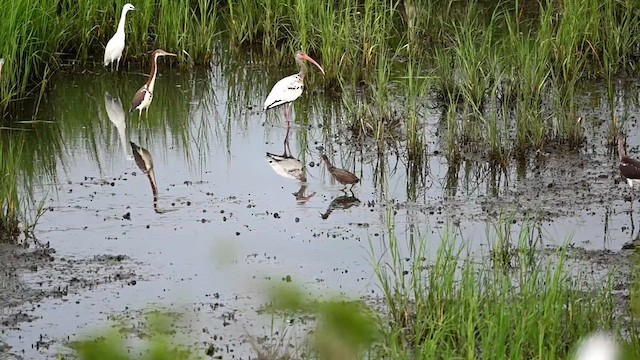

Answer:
[284,103,292,127]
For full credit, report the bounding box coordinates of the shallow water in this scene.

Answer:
[2,58,640,358]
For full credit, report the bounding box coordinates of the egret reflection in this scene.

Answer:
[265,127,315,203]
[130,141,164,214]
[104,93,132,160]
[320,193,361,220]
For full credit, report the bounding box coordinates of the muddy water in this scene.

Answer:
[2,59,640,358]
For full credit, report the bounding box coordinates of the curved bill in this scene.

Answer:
[301,54,325,75]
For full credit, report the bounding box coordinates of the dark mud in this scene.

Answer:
[0,242,141,358]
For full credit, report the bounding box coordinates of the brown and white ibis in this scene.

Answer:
[321,154,359,191]
[129,49,176,117]
[104,3,136,71]
[617,133,640,207]
[0,58,4,80]
[263,51,325,125]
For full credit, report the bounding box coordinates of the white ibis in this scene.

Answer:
[103,3,136,71]
[129,49,176,117]
[0,58,4,79]
[263,51,325,125]
[618,133,640,207]
[321,154,360,191]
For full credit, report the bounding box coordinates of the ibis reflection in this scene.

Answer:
[130,141,164,214]
[265,127,315,203]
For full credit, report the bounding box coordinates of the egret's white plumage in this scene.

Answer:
[263,51,325,124]
[104,3,136,71]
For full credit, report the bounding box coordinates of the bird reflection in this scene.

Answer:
[265,127,315,203]
[320,193,361,220]
[104,93,132,160]
[130,141,164,214]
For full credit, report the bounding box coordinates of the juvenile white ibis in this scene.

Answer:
[0,58,4,80]
[263,51,325,125]
[103,3,136,71]
[129,49,176,117]
[321,154,360,191]
[618,133,640,208]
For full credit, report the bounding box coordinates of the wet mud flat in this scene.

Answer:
[0,242,140,358]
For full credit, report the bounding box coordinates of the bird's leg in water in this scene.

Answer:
[284,103,292,127]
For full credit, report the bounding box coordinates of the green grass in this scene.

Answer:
[0,125,59,242]
[370,215,636,359]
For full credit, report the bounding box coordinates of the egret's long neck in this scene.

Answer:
[117,8,129,34]
[619,140,627,161]
[296,57,308,80]
[146,55,159,92]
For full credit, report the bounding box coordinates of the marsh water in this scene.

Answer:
[2,54,640,358]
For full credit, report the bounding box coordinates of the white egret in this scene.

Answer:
[103,3,136,71]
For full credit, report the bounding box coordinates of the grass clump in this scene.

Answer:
[0,127,58,243]
[371,216,635,359]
